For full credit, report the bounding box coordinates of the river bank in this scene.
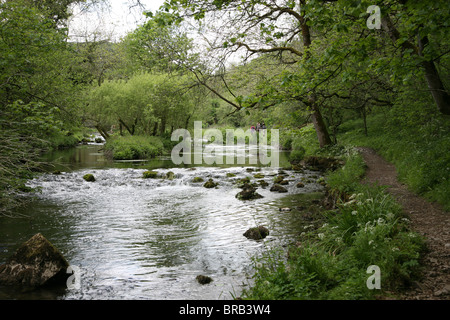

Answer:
[241,146,427,300]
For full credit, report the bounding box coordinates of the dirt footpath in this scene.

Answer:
[357,147,450,300]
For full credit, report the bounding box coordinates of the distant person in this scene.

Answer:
[256,122,261,132]
[261,122,267,137]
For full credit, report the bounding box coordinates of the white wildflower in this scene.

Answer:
[352,210,358,215]
[386,212,395,221]
[318,233,325,239]
[344,199,356,206]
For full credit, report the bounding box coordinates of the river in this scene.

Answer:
[0,142,325,300]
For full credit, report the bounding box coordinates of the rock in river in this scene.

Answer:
[143,171,158,179]
[83,173,95,182]
[243,226,270,240]
[203,179,218,188]
[235,185,263,200]
[196,275,213,285]
[270,184,288,193]
[0,233,70,290]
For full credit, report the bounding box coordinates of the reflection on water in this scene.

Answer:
[41,143,291,171]
[0,144,324,300]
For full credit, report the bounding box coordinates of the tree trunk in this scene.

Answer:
[362,105,368,136]
[160,117,166,135]
[152,122,158,136]
[381,15,450,115]
[300,0,333,147]
[311,105,332,148]
[185,114,191,130]
[421,60,450,115]
[118,119,134,136]
[95,125,110,140]
[419,35,450,115]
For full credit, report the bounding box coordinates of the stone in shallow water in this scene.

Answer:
[235,185,263,200]
[243,226,269,240]
[203,179,218,188]
[270,184,288,193]
[83,173,95,182]
[0,233,69,290]
[196,275,213,285]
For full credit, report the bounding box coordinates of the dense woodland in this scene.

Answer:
[0,0,449,299]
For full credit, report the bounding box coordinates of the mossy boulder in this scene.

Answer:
[236,186,263,200]
[303,156,342,171]
[0,233,70,289]
[143,171,158,179]
[279,180,289,185]
[270,184,288,193]
[83,173,95,182]
[258,180,269,187]
[296,182,305,188]
[203,179,218,188]
[273,176,284,184]
[166,171,175,180]
[243,226,269,240]
[235,177,255,188]
[226,172,236,177]
[253,173,265,179]
[192,177,204,183]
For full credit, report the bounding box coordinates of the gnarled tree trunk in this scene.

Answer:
[311,105,333,148]
[381,14,450,115]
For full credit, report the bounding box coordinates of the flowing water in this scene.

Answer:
[0,143,325,300]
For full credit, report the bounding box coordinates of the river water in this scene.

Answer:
[0,143,324,300]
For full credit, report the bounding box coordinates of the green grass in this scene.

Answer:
[242,149,425,300]
[338,113,450,211]
[104,135,165,160]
